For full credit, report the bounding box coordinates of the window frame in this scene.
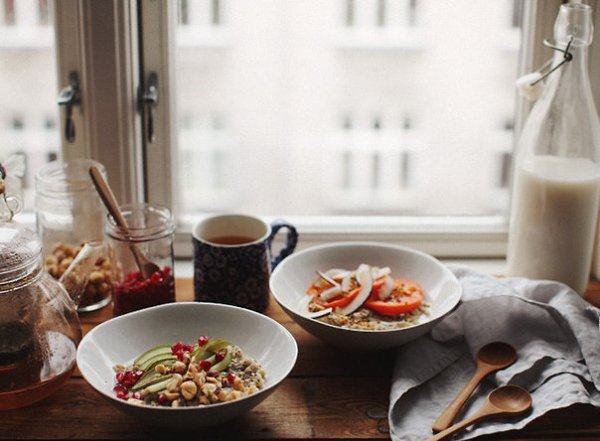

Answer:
[54,0,144,204]
[57,0,600,259]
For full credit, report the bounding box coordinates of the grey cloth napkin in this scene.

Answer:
[389,265,600,441]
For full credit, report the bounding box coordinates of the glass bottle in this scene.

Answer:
[35,159,113,311]
[507,3,600,295]
[105,203,176,316]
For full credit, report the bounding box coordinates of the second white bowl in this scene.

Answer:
[270,242,462,350]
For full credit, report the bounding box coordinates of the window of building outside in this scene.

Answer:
[0,0,60,211]
[173,0,522,228]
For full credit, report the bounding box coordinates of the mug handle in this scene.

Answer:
[267,219,298,270]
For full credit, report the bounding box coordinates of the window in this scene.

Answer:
[0,0,60,209]
[24,0,586,258]
[168,0,522,221]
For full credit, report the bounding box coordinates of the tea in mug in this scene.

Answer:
[207,235,256,245]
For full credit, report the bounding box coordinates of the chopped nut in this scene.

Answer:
[155,364,168,375]
[233,377,244,391]
[186,363,198,377]
[180,381,197,400]
[163,390,179,401]
[193,371,206,388]
[198,395,210,405]
[89,271,104,284]
[201,383,217,396]
[229,390,243,400]
[59,257,74,270]
[47,264,58,278]
[166,373,183,392]
[171,361,187,374]
[113,363,126,372]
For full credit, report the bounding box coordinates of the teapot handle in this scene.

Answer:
[59,241,104,306]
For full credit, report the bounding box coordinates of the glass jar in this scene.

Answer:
[35,159,113,312]
[105,203,176,316]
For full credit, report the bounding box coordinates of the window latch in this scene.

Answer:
[57,71,81,144]
[141,72,159,143]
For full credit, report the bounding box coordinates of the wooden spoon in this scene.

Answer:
[432,342,517,433]
[89,166,160,279]
[429,385,532,441]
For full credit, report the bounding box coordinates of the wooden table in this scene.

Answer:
[3,279,600,440]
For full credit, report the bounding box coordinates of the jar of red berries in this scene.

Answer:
[105,203,176,316]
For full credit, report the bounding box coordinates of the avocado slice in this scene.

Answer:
[191,338,231,361]
[132,373,172,392]
[133,344,171,367]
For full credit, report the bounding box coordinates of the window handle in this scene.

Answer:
[141,72,159,143]
[57,71,81,144]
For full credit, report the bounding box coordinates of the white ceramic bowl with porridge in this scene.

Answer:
[270,242,461,350]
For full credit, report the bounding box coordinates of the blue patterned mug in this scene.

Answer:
[192,214,298,312]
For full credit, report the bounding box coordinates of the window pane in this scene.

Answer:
[0,0,60,210]
[174,0,521,217]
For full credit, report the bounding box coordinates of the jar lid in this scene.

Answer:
[0,221,42,287]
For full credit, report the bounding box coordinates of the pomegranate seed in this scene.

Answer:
[200,360,212,371]
[171,342,185,354]
[215,351,225,362]
[197,336,209,346]
[227,373,236,384]
[115,372,125,384]
[157,393,169,405]
[121,370,140,387]
[113,384,128,394]
[132,392,141,400]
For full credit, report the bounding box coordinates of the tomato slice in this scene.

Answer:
[306,286,319,296]
[364,279,424,316]
[323,287,361,309]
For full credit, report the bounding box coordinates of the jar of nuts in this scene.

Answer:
[35,159,112,312]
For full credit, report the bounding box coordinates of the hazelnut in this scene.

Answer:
[45,255,58,266]
[89,271,104,284]
[201,383,217,396]
[180,381,197,400]
[171,361,187,374]
[163,391,179,401]
[154,364,168,375]
[166,373,183,392]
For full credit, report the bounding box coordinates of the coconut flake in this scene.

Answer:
[326,269,352,281]
[372,266,391,279]
[319,285,343,301]
[336,264,372,316]
[306,307,333,319]
[378,275,394,300]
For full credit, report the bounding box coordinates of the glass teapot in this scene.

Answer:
[0,202,101,409]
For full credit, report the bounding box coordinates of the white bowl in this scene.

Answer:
[77,302,297,428]
[270,242,461,350]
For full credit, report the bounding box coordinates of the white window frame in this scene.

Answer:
[54,0,144,204]
[54,0,600,258]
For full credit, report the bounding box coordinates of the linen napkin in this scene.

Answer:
[389,265,600,441]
